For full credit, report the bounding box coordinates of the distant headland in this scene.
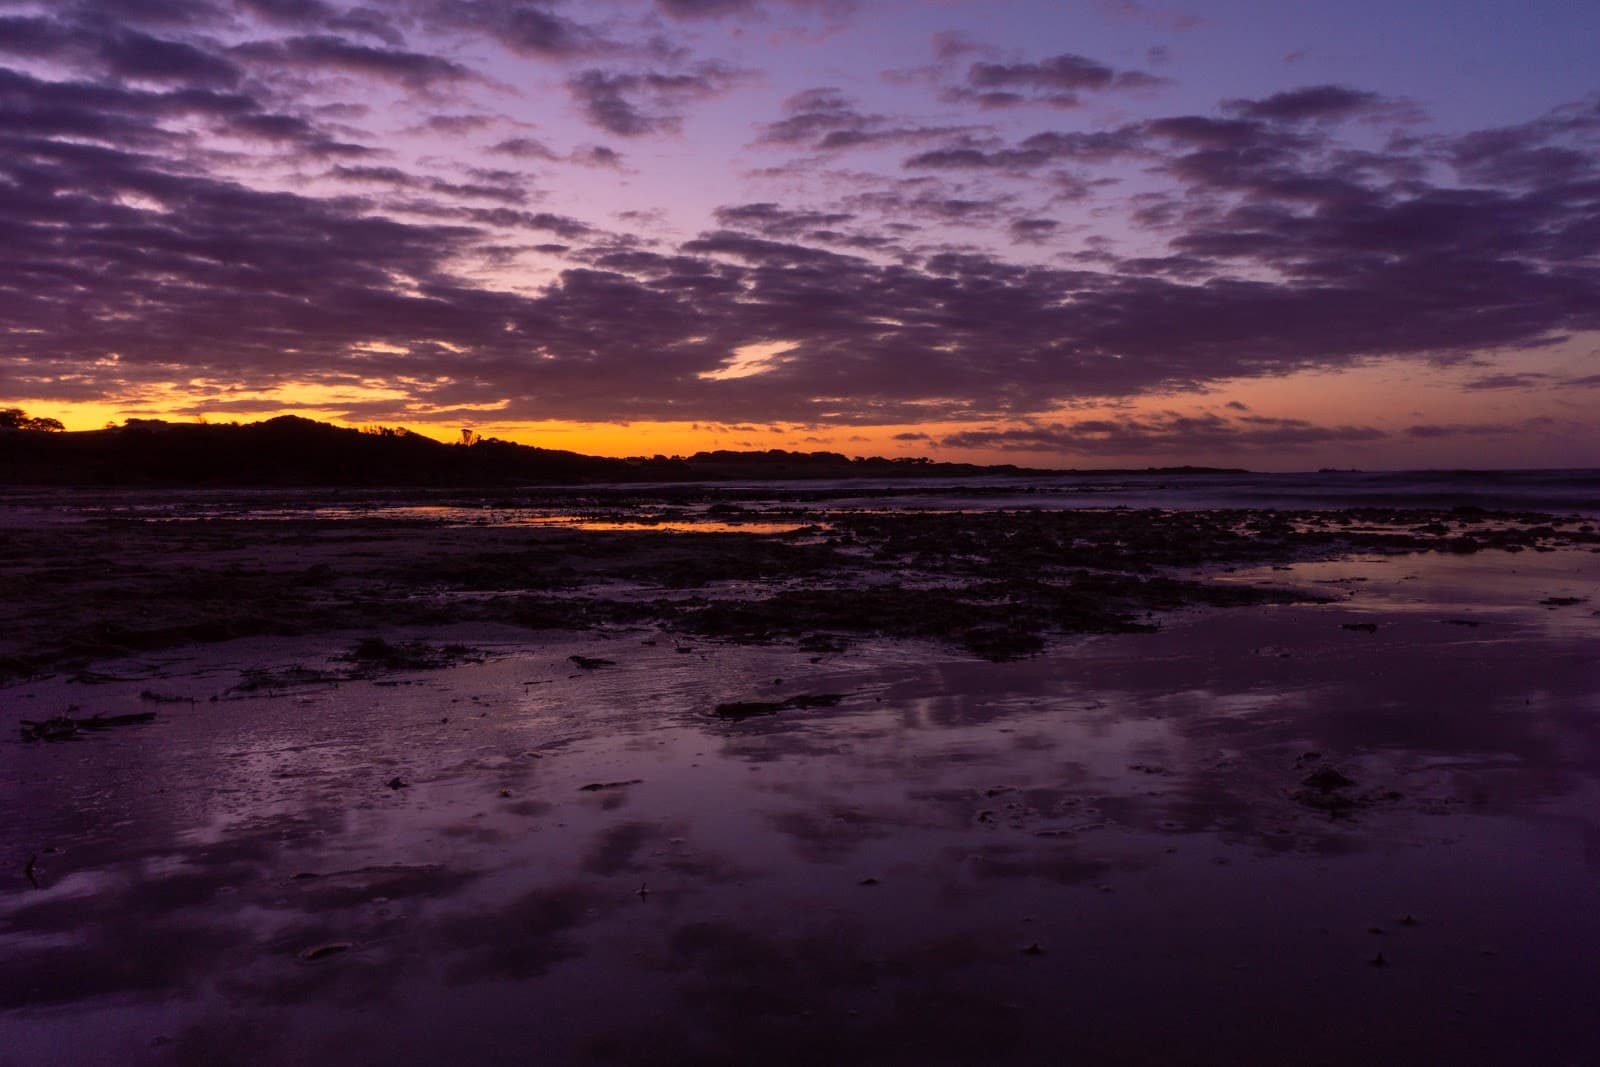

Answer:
[0,413,1246,487]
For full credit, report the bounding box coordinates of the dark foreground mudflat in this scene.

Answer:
[1,494,1598,1065]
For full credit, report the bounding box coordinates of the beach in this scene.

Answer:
[2,483,1598,1064]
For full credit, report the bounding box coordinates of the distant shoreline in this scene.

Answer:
[5,416,1595,489]
[0,414,1247,487]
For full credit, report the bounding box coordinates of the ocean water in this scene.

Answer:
[3,468,1597,527]
[693,468,1600,516]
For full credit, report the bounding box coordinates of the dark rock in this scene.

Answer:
[20,711,156,742]
[349,638,481,672]
[82,711,157,729]
[1302,766,1355,791]
[788,693,840,708]
[797,633,849,654]
[579,779,643,792]
[298,941,354,962]
[714,700,782,719]
[714,693,845,719]
[20,716,79,743]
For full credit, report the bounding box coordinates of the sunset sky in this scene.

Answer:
[2,0,1598,469]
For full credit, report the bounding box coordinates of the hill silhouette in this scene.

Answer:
[0,415,992,486]
[0,415,1245,486]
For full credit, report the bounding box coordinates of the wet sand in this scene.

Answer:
[2,494,1598,1064]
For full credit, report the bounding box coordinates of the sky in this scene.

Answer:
[2,0,1598,470]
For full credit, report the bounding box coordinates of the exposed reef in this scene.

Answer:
[2,496,1594,682]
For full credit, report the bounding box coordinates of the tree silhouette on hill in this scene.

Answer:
[0,408,64,432]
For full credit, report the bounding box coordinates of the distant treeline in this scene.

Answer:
[0,415,996,486]
[0,415,1245,486]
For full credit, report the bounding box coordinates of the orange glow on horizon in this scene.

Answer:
[13,396,945,462]
[9,336,1598,472]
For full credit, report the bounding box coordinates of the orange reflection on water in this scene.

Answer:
[508,517,811,534]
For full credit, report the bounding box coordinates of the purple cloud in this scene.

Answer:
[0,13,243,86]
[941,413,1385,455]
[419,0,609,59]
[757,88,976,152]
[567,64,744,136]
[945,52,1167,109]
[231,34,473,89]
[491,136,561,160]
[1222,84,1390,123]
[656,0,858,17]
[1462,372,1551,391]
[714,202,855,236]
